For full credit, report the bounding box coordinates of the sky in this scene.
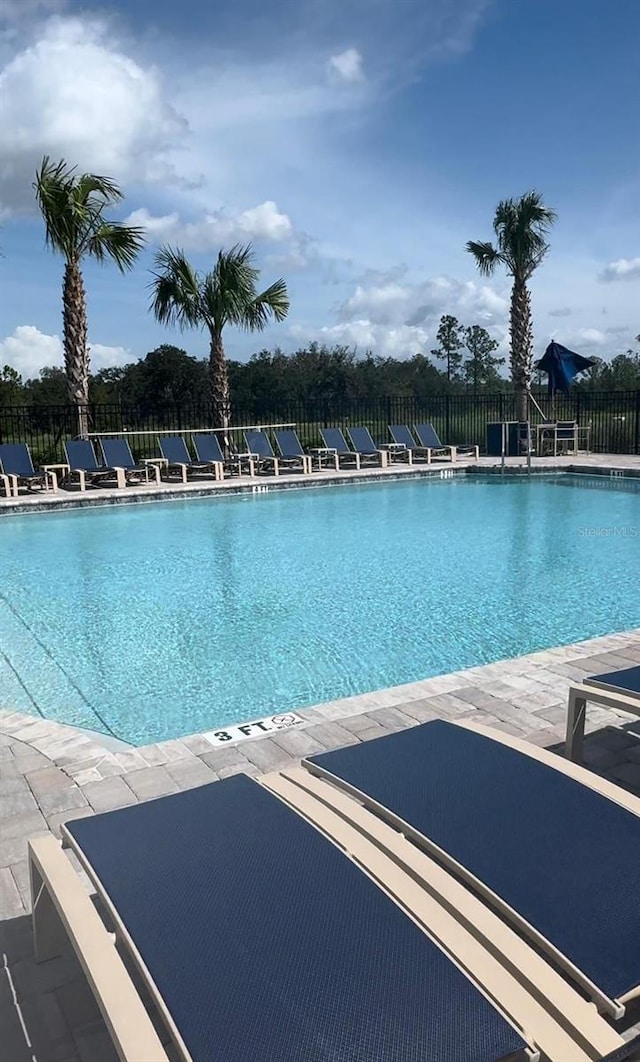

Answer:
[0,0,638,380]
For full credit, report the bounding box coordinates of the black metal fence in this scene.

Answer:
[1,390,639,463]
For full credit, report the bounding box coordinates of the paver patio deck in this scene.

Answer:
[1,629,640,1060]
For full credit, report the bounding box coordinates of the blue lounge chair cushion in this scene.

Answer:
[320,427,353,452]
[65,774,526,1062]
[389,425,418,448]
[307,719,640,1001]
[0,442,42,479]
[348,426,380,454]
[588,665,640,697]
[244,429,276,459]
[64,440,110,473]
[100,438,143,471]
[274,429,305,459]
[193,434,226,464]
[159,436,194,465]
[159,436,219,470]
[414,423,447,450]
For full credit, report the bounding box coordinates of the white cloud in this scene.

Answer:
[327,48,364,84]
[0,325,62,378]
[599,257,640,282]
[89,342,131,370]
[0,325,130,379]
[291,319,430,357]
[0,15,188,214]
[289,271,510,358]
[338,275,508,330]
[545,325,636,358]
[125,201,294,251]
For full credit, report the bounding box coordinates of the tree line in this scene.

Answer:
[2,336,638,411]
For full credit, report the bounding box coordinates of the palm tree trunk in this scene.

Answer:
[63,259,89,437]
[509,278,533,423]
[208,328,231,435]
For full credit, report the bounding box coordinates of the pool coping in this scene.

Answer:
[1,627,639,784]
[1,455,639,517]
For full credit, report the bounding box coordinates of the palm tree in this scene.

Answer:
[33,157,145,436]
[466,191,557,422]
[149,244,289,432]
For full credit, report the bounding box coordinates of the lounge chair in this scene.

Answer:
[158,436,223,483]
[319,427,362,469]
[63,439,126,490]
[193,433,255,477]
[29,771,640,1062]
[389,424,433,463]
[273,429,313,473]
[243,430,283,476]
[320,427,389,469]
[414,423,480,462]
[347,426,390,467]
[99,438,161,486]
[0,442,57,494]
[566,665,640,762]
[27,775,531,1062]
[304,718,640,1020]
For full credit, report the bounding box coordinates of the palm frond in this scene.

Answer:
[240,278,290,331]
[33,156,80,258]
[465,240,501,276]
[75,172,124,207]
[200,243,289,333]
[86,223,146,271]
[148,246,205,330]
[491,191,557,278]
[33,156,142,270]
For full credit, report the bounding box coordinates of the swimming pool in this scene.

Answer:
[1,474,638,745]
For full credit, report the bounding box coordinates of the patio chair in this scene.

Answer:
[319,427,362,469]
[273,429,312,473]
[99,438,161,486]
[347,426,390,467]
[27,774,537,1062]
[158,436,223,483]
[29,772,640,1062]
[193,432,256,477]
[304,717,640,1021]
[566,664,640,762]
[64,439,126,491]
[0,442,57,494]
[414,423,480,462]
[243,430,284,476]
[389,424,432,463]
[556,420,578,454]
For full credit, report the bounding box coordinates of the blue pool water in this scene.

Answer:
[0,474,638,745]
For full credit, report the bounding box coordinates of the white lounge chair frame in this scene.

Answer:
[29,834,171,1062]
[566,682,640,762]
[1,472,17,498]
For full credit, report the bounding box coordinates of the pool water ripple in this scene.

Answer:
[0,474,638,744]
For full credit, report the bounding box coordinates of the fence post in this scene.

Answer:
[635,390,640,456]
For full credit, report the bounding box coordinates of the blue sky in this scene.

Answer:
[0,0,638,378]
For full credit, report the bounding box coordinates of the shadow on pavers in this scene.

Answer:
[0,912,116,1062]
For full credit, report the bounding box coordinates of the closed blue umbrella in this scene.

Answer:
[536,341,596,418]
